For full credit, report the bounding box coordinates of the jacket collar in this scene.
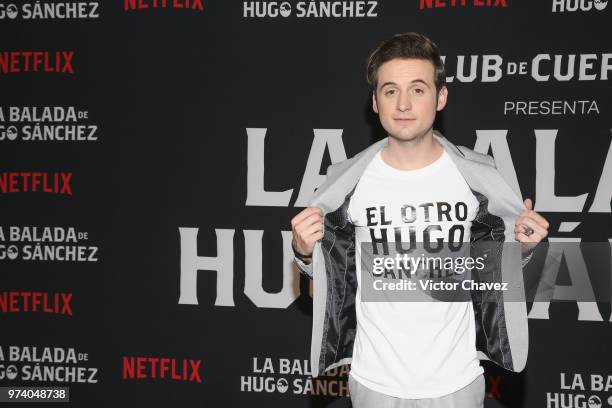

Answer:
[309,132,470,214]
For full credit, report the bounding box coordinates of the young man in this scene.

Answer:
[291,32,548,407]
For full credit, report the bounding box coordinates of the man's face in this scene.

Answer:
[372,58,447,142]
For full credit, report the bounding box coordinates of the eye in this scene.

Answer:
[384,89,396,96]
[413,88,424,95]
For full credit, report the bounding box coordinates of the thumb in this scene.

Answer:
[524,198,533,210]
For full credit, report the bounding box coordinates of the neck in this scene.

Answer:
[381,130,444,171]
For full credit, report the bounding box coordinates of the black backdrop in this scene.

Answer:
[1,0,611,407]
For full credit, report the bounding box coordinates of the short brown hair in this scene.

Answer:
[366,32,446,92]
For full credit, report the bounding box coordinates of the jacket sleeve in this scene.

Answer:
[487,154,538,269]
[521,249,535,268]
[293,247,314,279]
[292,164,335,280]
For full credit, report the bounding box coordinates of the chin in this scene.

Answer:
[389,132,424,142]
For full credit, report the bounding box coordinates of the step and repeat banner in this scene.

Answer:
[1,0,611,407]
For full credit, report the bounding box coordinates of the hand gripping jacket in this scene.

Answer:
[294,132,534,378]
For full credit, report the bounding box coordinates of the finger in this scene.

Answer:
[514,223,540,234]
[526,210,550,229]
[516,232,536,243]
[291,207,323,228]
[303,230,324,245]
[292,207,322,226]
[515,232,527,242]
[294,212,324,234]
[528,232,543,243]
[300,221,324,241]
[291,210,323,231]
[524,198,533,211]
[516,229,543,243]
[517,216,548,238]
[295,226,324,254]
[514,225,542,243]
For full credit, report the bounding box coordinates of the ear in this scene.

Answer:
[372,90,379,114]
[436,86,448,111]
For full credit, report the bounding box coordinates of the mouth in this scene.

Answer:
[394,118,416,123]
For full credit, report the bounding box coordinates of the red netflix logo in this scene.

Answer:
[122,356,202,382]
[0,172,73,195]
[0,291,73,315]
[420,0,507,9]
[0,51,74,74]
[124,0,203,11]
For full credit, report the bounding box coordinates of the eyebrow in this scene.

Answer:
[379,79,431,89]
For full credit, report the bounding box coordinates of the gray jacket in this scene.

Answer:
[294,132,533,378]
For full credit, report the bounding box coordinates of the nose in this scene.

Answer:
[397,91,411,112]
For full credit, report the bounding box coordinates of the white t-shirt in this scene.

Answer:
[348,147,484,399]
